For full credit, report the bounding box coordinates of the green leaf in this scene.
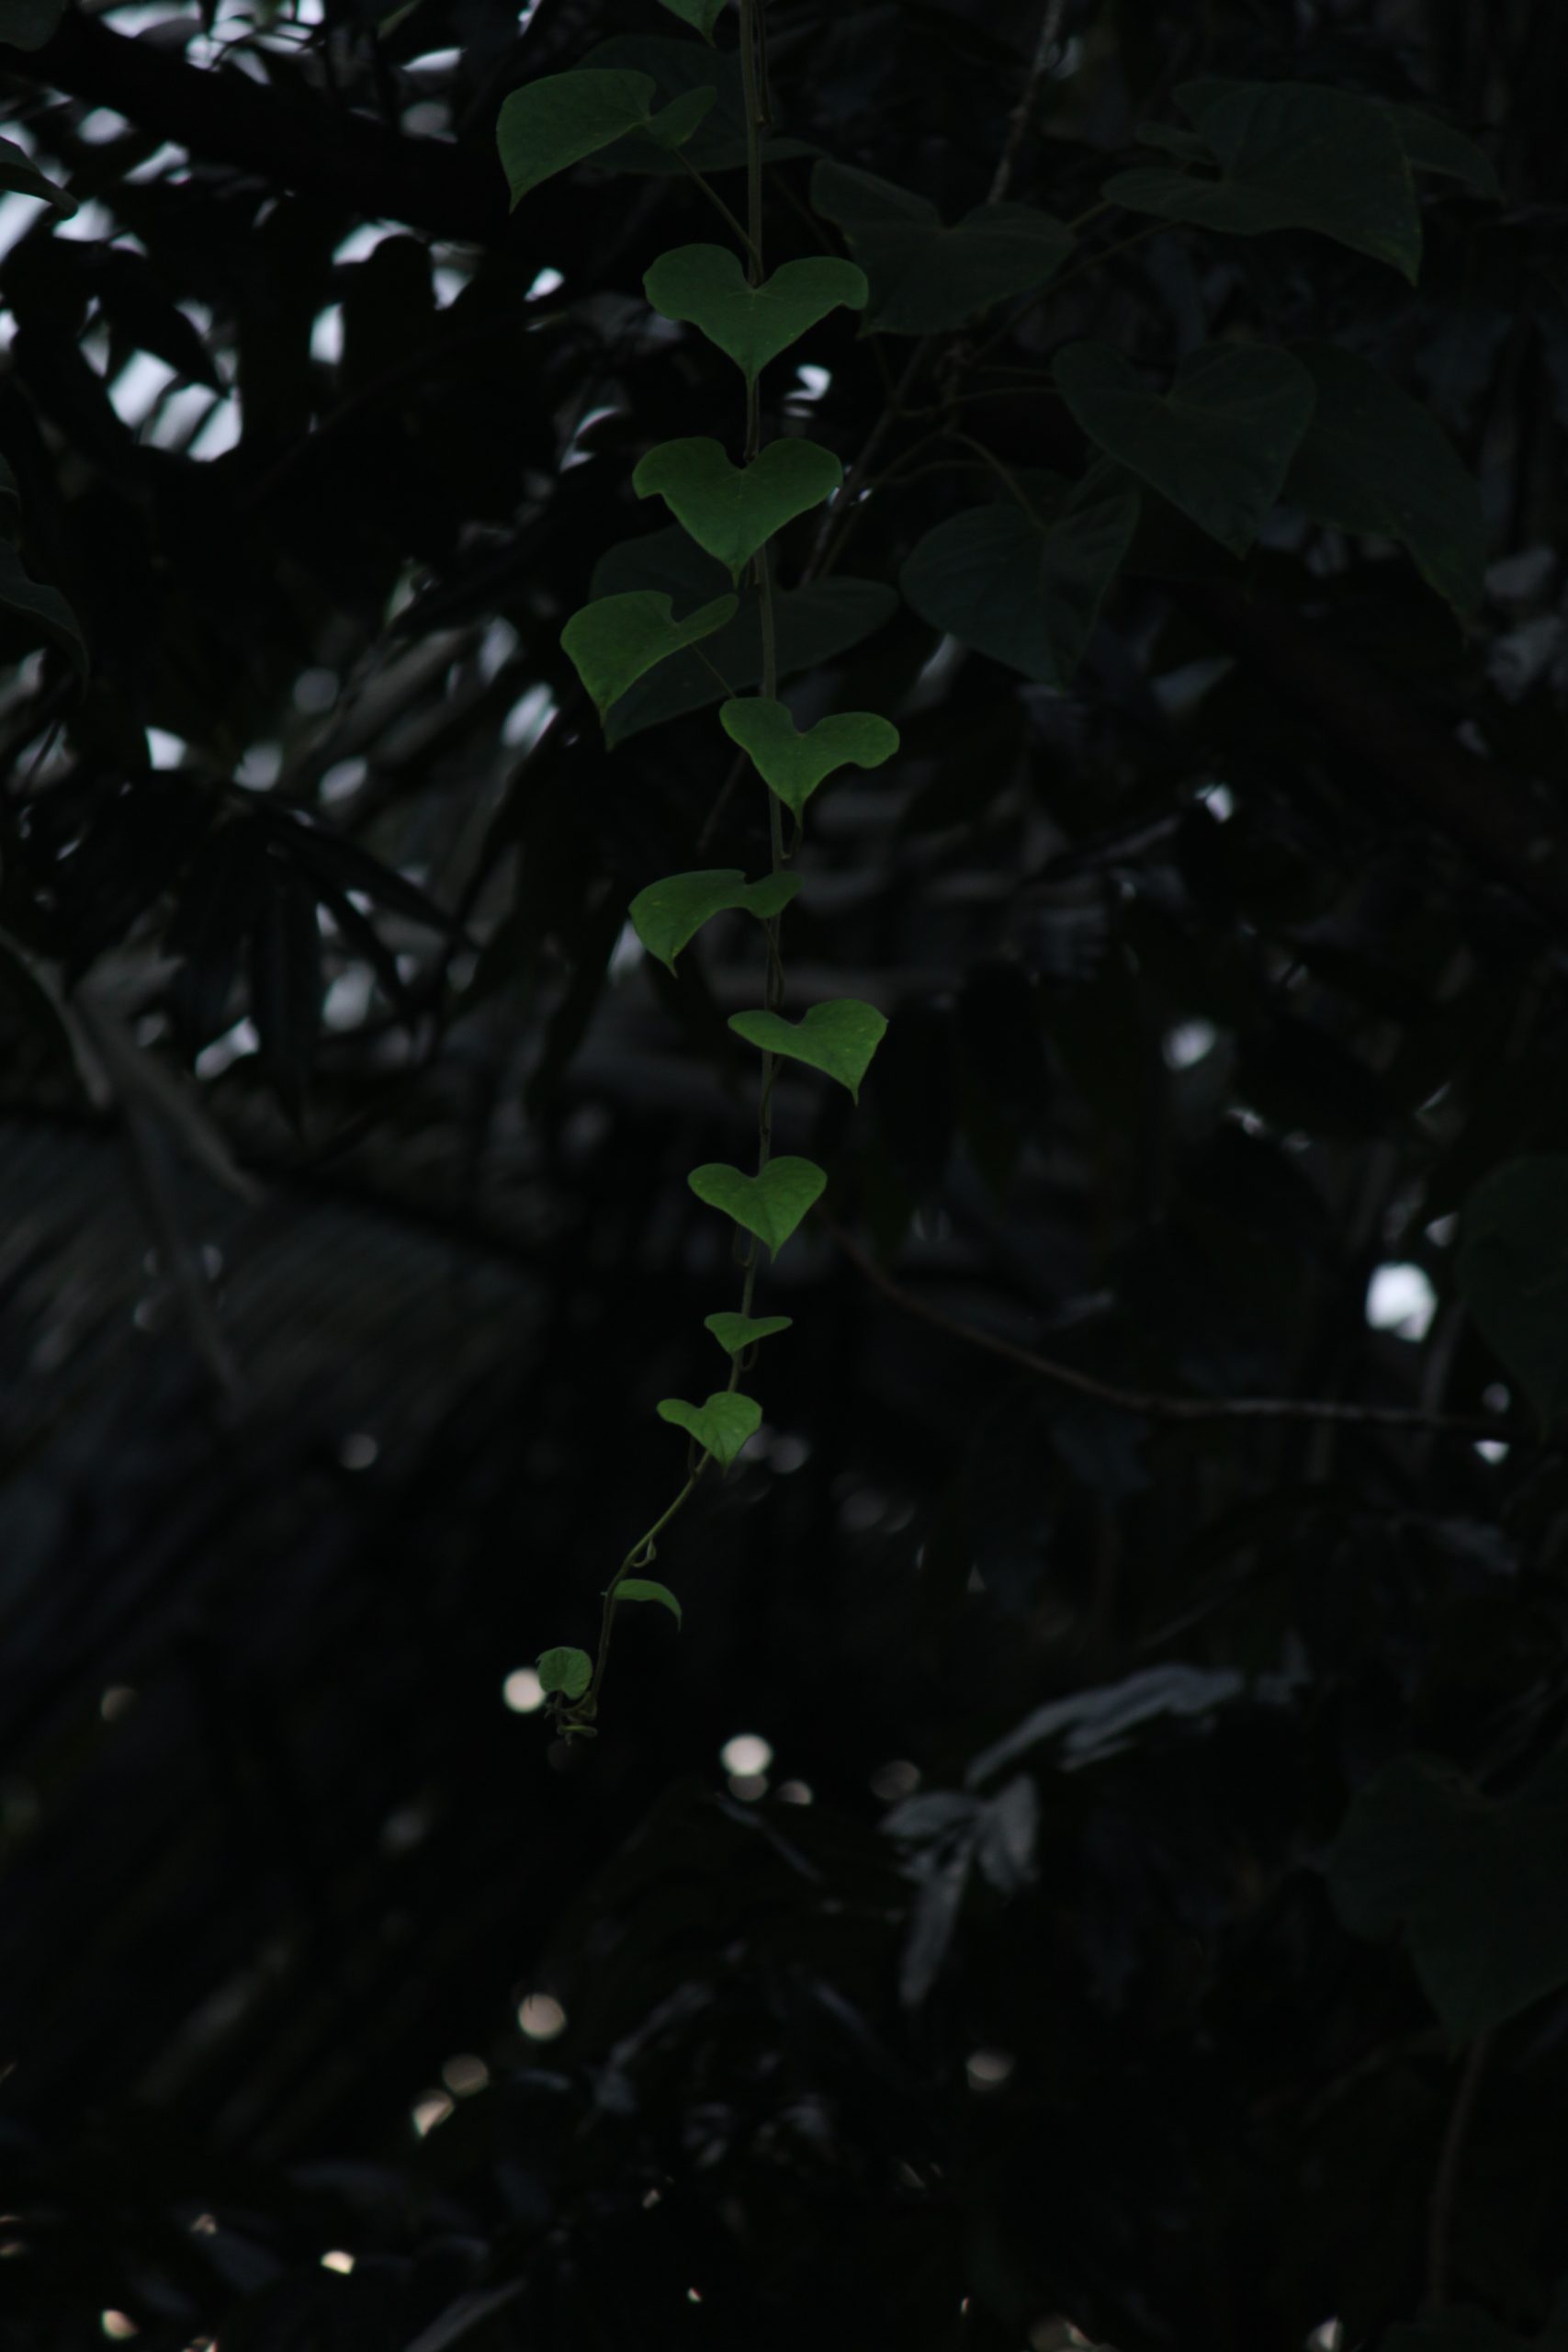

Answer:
[592,526,898,744]
[0,134,73,215]
[560,589,738,720]
[704,1310,793,1356]
[629,867,801,972]
[1457,1155,1568,1432]
[1101,79,1422,281]
[688,1156,827,1257]
[655,0,727,37]
[644,244,868,387]
[613,1577,684,1628]
[810,159,1074,334]
[898,470,1140,684]
[581,36,813,177]
[1327,1747,1568,2044]
[728,998,887,1102]
[656,1389,762,1466]
[1282,340,1485,616]
[632,437,842,578]
[0,538,87,684]
[1052,341,1316,555]
[536,1645,592,1700]
[719,697,898,817]
[497,68,716,206]
[1381,100,1498,199]
[0,0,64,50]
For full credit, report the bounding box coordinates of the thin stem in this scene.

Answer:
[583,1474,701,1717]
[674,148,762,271]
[818,1210,1530,1442]
[1425,2030,1495,2313]
[987,0,1067,205]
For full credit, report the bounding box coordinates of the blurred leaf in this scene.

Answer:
[1327,1747,1568,2044]
[1458,1156,1568,1432]
[899,469,1139,683]
[810,159,1073,334]
[1053,342,1316,554]
[1283,340,1485,615]
[0,0,63,50]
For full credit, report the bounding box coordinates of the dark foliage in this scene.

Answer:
[1,3,1566,2349]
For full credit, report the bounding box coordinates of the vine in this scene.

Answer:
[493,5,1502,1738]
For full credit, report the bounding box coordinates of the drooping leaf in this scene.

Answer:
[654,0,727,38]
[632,437,842,578]
[561,589,739,720]
[644,244,868,387]
[810,159,1074,334]
[1327,1747,1568,2045]
[656,1389,762,1466]
[704,1310,793,1356]
[497,69,716,207]
[0,538,87,683]
[1457,1156,1568,1431]
[593,526,897,742]
[720,697,898,817]
[613,1577,683,1628]
[1101,79,1423,281]
[728,998,888,1102]
[629,867,801,972]
[1052,341,1316,555]
[1282,340,1485,615]
[536,1645,592,1700]
[898,469,1140,684]
[0,134,73,216]
[687,1156,827,1257]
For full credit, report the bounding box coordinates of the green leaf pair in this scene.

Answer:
[689,1156,826,1257]
[629,867,800,972]
[657,1389,762,1465]
[720,696,899,816]
[645,244,868,387]
[633,436,842,578]
[729,999,887,1102]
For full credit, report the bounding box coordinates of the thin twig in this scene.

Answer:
[987,0,1069,204]
[818,1211,1526,1442]
[1426,2030,1495,2312]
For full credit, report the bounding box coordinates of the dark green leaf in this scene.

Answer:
[0,0,63,49]
[632,437,842,578]
[613,1577,683,1627]
[719,697,898,816]
[898,470,1140,683]
[704,1310,792,1355]
[561,587,739,720]
[644,244,868,387]
[687,1156,827,1257]
[536,1645,592,1700]
[628,866,800,972]
[810,158,1074,334]
[656,1390,761,1466]
[728,998,887,1102]
[496,69,716,206]
[1282,340,1485,615]
[1053,341,1316,554]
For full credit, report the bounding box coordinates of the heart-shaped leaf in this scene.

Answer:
[537,1645,592,1700]
[498,69,716,205]
[688,1156,827,1257]
[1101,79,1422,281]
[1457,1156,1568,1432]
[613,1577,683,1628]
[1052,341,1316,555]
[654,0,727,38]
[705,1310,793,1356]
[1282,340,1484,616]
[898,469,1140,684]
[628,867,800,972]
[644,244,868,386]
[561,589,738,719]
[592,525,897,744]
[1327,1747,1568,2045]
[719,698,898,816]
[657,1389,762,1465]
[811,159,1074,334]
[729,999,887,1102]
[632,437,843,577]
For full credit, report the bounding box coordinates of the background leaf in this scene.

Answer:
[810,159,1074,334]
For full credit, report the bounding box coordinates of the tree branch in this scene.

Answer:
[818,1210,1524,1442]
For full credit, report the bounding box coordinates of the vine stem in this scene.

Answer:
[818,1210,1529,1442]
